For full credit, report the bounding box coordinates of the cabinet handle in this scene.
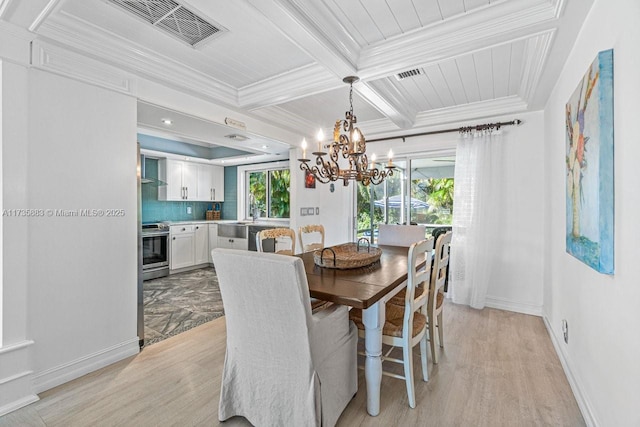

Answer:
[196,226,199,230]
[173,237,176,240]
[213,188,215,200]
[210,188,213,200]
[182,227,186,231]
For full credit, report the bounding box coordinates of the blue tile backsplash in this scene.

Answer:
[222,166,237,220]
[141,158,222,223]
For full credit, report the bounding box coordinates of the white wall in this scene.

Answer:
[27,69,139,392]
[543,0,640,425]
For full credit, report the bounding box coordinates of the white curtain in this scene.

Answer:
[449,130,505,309]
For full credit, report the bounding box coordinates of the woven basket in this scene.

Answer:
[313,243,382,269]
[206,211,221,220]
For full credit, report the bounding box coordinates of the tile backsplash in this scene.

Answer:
[141,158,219,223]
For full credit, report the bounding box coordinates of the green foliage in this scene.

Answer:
[248,169,290,218]
[270,169,290,218]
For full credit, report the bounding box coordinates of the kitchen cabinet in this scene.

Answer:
[170,225,195,270]
[158,159,198,201]
[211,165,225,202]
[208,224,218,263]
[159,159,224,202]
[196,164,224,201]
[217,236,248,250]
[194,224,209,265]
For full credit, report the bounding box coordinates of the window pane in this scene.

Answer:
[269,169,290,218]
[356,182,383,242]
[409,157,455,233]
[248,171,267,218]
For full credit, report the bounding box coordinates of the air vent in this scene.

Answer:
[395,68,424,81]
[106,0,226,47]
[225,134,249,142]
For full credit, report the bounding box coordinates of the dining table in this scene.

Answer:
[298,244,428,417]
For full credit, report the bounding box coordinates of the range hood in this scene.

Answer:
[140,154,166,186]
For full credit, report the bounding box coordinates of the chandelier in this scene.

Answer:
[298,76,395,186]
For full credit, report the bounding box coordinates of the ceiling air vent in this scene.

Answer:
[225,134,249,142]
[106,0,226,47]
[395,68,424,81]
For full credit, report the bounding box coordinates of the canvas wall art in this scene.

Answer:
[565,49,614,274]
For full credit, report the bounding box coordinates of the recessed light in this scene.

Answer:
[262,145,268,149]
[161,118,172,125]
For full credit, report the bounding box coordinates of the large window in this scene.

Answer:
[356,155,455,242]
[246,167,290,219]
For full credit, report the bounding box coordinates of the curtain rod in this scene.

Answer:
[366,119,523,143]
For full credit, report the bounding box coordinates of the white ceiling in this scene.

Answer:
[0,0,594,163]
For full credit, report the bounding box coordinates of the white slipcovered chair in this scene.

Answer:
[211,248,358,427]
[299,224,325,252]
[377,224,426,247]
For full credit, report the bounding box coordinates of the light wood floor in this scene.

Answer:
[0,302,584,426]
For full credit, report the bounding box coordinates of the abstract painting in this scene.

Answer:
[565,49,614,274]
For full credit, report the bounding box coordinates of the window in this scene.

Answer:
[245,167,290,219]
[355,155,455,242]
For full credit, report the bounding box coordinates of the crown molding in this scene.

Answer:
[0,0,13,19]
[38,11,237,105]
[246,0,356,78]
[357,80,416,130]
[357,0,560,78]
[28,0,63,32]
[239,63,338,110]
[250,104,320,139]
[518,29,556,103]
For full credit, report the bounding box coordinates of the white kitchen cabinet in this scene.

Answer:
[160,159,224,202]
[217,237,248,250]
[196,164,225,201]
[170,225,195,270]
[194,224,209,265]
[208,224,218,263]
[158,159,198,201]
[211,165,225,202]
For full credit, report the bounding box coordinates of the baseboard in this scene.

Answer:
[33,337,140,394]
[485,296,543,316]
[0,340,38,417]
[543,316,598,427]
[0,393,39,417]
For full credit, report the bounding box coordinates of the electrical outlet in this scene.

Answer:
[562,319,569,344]
[186,206,192,215]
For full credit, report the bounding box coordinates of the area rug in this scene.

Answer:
[143,267,224,346]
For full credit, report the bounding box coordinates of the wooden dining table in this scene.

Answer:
[298,244,428,417]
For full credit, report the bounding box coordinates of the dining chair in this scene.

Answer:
[256,227,296,255]
[427,231,452,365]
[257,227,329,312]
[431,226,452,292]
[349,238,434,408]
[377,223,426,247]
[298,224,325,252]
[211,248,358,426]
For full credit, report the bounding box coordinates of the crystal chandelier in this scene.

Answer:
[298,76,395,186]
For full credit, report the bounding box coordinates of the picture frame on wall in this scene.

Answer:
[304,170,316,189]
[565,49,614,274]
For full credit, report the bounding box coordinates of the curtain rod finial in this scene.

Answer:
[514,119,523,126]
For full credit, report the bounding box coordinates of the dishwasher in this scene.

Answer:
[248,225,277,252]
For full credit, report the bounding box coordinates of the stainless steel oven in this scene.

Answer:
[142,223,170,280]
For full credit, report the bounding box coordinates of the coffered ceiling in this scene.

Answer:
[0,0,594,158]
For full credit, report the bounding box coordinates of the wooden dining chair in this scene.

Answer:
[377,224,426,247]
[256,227,295,255]
[427,231,452,364]
[349,238,434,408]
[256,227,329,312]
[298,224,325,253]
